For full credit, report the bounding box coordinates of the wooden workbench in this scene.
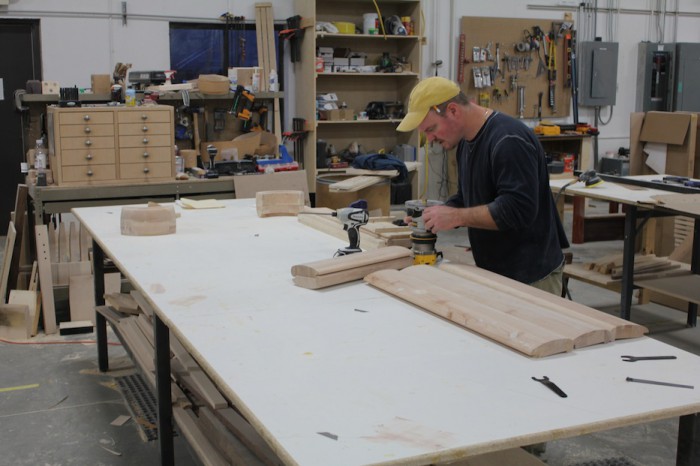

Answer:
[73,198,700,465]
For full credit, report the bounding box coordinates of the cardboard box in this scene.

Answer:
[200,132,262,163]
[197,74,230,95]
[91,74,112,94]
[630,111,700,178]
[228,67,261,89]
[319,108,354,121]
[629,111,700,257]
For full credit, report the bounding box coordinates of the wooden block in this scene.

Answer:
[8,290,40,336]
[105,292,140,315]
[120,204,176,236]
[59,320,94,335]
[1,222,16,304]
[292,246,413,290]
[255,190,305,217]
[69,274,96,323]
[0,304,31,339]
[35,225,57,334]
[105,272,122,294]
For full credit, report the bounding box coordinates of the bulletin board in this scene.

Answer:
[458,16,574,120]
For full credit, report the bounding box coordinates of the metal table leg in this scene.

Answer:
[678,413,700,466]
[93,240,108,372]
[154,314,174,465]
[620,205,638,320]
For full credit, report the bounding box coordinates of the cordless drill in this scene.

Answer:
[334,207,369,256]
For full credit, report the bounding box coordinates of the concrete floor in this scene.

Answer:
[0,200,697,465]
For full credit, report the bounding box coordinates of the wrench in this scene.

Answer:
[621,355,677,362]
[532,376,567,398]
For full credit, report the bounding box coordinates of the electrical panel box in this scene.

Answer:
[674,43,700,111]
[578,41,619,107]
[636,42,675,112]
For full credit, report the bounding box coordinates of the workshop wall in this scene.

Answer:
[418,0,700,201]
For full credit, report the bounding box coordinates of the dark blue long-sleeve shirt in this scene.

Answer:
[445,112,569,284]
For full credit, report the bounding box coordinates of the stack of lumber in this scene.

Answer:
[298,207,412,249]
[291,246,412,289]
[365,264,647,358]
[583,253,682,280]
[99,291,280,465]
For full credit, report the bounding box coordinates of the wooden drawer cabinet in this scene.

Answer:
[48,105,175,186]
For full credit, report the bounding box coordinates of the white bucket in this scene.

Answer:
[363,13,378,34]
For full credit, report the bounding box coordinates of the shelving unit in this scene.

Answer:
[293,0,422,196]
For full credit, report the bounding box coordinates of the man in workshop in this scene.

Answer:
[397,76,569,295]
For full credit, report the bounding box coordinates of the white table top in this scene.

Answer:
[73,199,700,466]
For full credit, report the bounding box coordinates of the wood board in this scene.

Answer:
[35,225,57,334]
[459,16,572,119]
[8,290,40,336]
[0,304,31,340]
[292,246,413,289]
[440,262,647,341]
[365,264,646,357]
[7,185,28,298]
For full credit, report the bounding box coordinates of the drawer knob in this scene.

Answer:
[87,169,94,177]
[83,115,90,121]
[143,167,150,174]
[85,140,92,146]
[142,126,148,132]
[86,154,93,160]
[141,114,148,120]
[142,151,149,158]
[142,138,149,144]
[84,127,91,133]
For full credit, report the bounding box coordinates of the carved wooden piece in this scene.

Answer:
[439,263,647,340]
[365,267,574,357]
[292,246,413,289]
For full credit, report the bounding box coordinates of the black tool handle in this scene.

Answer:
[347,225,360,250]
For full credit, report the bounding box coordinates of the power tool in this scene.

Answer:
[405,199,443,265]
[230,85,255,120]
[334,207,369,256]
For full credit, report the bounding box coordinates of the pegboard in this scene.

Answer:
[458,16,574,120]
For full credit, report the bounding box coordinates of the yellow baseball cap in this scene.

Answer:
[396,77,461,132]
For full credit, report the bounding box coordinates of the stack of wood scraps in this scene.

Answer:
[365,264,647,358]
[292,246,412,289]
[583,253,683,280]
[98,290,280,465]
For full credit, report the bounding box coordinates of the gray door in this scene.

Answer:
[675,43,700,112]
[0,19,41,226]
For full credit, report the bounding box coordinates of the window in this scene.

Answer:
[169,22,284,86]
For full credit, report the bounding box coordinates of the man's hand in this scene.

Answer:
[422,204,499,232]
[422,205,464,233]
